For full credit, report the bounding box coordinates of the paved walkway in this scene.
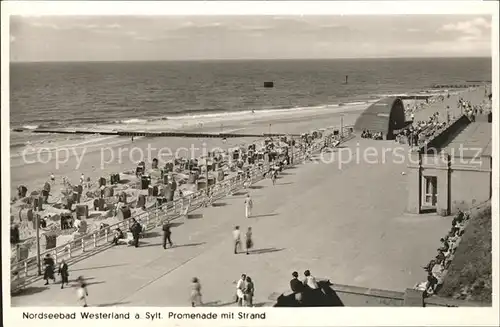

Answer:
[12,138,452,307]
[415,85,490,122]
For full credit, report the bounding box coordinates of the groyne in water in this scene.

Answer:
[430,83,486,89]
[11,129,302,138]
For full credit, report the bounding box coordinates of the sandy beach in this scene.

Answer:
[10,102,368,196]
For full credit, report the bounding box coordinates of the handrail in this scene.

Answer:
[12,161,273,270]
[11,130,351,292]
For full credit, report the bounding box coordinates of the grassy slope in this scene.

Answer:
[439,206,492,302]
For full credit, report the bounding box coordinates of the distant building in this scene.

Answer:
[406,120,492,215]
[354,98,406,140]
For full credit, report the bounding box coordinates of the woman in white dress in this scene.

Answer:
[190,277,203,307]
[244,194,253,218]
[76,276,89,307]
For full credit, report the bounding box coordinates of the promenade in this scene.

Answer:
[12,137,452,307]
[414,85,490,122]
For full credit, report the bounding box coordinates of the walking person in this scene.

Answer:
[236,274,247,306]
[245,227,253,255]
[43,254,56,285]
[58,259,69,289]
[244,194,253,218]
[162,221,173,249]
[130,218,142,248]
[190,277,203,307]
[50,172,55,184]
[244,276,255,307]
[233,226,241,254]
[271,170,277,185]
[76,276,89,307]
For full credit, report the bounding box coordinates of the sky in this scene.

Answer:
[9,15,493,62]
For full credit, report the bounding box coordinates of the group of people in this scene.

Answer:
[458,96,491,122]
[396,112,447,148]
[236,273,256,307]
[289,270,321,303]
[361,130,383,140]
[186,273,256,307]
[43,254,69,289]
[233,225,253,255]
[418,209,470,295]
[42,253,89,306]
[108,217,174,250]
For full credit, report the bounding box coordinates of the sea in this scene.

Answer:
[9,57,491,153]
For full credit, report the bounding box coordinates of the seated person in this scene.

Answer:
[431,262,446,285]
[425,271,438,295]
[111,228,125,245]
[435,250,446,264]
[439,238,450,252]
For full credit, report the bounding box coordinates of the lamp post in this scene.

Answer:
[36,213,41,276]
[340,115,344,139]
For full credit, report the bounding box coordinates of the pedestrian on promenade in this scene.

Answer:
[58,259,69,289]
[76,276,89,307]
[236,274,247,306]
[50,172,55,184]
[244,171,251,189]
[43,254,56,285]
[233,226,241,254]
[271,170,277,185]
[162,221,173,249]
[130,218,142,248]
[190,277,203,307]
[245,227,253,255]
[244,276,255,307]
[244,194,253,218]
[80,173,85,185]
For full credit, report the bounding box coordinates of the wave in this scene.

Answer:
[10,142,27,149]
[119,118,148,124]
[11,100,372,139]
[22,125,39,130]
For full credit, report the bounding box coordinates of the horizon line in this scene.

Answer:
[10,56,493,64]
